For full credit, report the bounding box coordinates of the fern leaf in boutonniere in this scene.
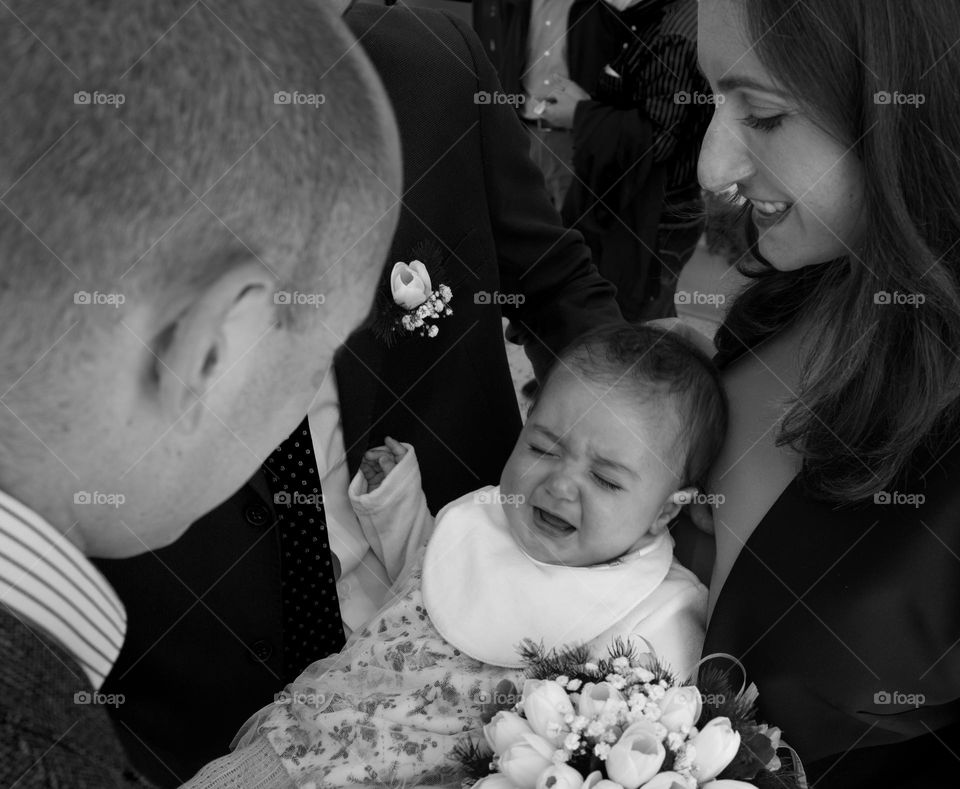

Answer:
[372,239,454,347]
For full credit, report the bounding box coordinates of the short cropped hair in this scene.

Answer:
[540,325,728,488]
[0,0,396,381]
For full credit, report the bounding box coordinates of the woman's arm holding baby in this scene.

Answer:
[348,437,434,583]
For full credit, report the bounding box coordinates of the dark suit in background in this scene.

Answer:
[94,4,623,785]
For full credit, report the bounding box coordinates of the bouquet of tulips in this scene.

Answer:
[458,640,803,789]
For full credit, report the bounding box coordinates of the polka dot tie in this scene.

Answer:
[263,417,345,680]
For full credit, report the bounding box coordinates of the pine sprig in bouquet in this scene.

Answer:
[457,639,804,789]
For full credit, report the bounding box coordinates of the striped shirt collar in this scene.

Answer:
[0,488,126,690]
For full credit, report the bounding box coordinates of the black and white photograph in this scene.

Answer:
[0,1,958,787]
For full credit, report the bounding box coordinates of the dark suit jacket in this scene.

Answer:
[0,605,151,788]
[94,5,623,785]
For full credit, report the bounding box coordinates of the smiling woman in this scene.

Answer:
[699,0,960,504]
[694,0,960,785]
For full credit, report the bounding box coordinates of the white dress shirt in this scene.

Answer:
[522,0,578,118]
[306,368,400,638]
[0,488,126,689]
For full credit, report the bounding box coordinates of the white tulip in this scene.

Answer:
[390,260,431,308]
[656,686,702,733]
[689,717,741,782]
[485,711,535,754]
[581,770,603,789]
[535,764,584,789]
[604,721,666,789]
[577,682,625,719]
[521,679,576,745]
[499,732,556,789]
[700,781,757,789]
[637,772,690,789]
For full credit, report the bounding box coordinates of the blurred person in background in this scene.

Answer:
[473,0,711,322]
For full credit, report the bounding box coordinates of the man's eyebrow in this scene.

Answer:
[716,74,788,98]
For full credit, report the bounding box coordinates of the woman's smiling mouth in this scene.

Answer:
[746,195,794,226]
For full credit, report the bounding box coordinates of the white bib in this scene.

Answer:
[421,486,675,666]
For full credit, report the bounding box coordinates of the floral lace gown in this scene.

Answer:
[234,552,521,789]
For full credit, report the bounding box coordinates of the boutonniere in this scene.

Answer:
[373,239,453,346]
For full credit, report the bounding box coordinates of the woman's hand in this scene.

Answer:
[537,74,590,129]
[360,436,408,493]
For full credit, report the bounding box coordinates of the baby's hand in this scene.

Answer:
[360,437,408,493]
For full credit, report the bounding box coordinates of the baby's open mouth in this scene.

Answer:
[533,506,576,535]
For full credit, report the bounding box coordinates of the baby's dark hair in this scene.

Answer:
[535,324,728,488]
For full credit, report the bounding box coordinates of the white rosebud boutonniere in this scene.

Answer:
[390,260,432,309]
[373,239,456,346]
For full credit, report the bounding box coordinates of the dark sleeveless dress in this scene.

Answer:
[703,351,960,787]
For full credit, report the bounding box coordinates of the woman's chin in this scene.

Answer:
[751,215,850,272]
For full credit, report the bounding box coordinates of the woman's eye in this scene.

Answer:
[741,113,785,132]
[593,474,622,492]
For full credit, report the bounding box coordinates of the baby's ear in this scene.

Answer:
[651,487,698,535]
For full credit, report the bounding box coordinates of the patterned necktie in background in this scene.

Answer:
[263,417,345,680]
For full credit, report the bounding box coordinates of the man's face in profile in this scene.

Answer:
[0,0,401,556]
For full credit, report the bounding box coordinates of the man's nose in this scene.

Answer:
[698,111,755,194]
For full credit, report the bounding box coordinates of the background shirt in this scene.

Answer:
[521,0,577,118]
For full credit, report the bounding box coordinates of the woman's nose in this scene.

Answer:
[698,110,755,194]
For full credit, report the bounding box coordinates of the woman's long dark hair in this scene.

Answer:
[714,0,960,503]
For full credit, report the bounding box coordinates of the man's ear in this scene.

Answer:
[153,262,279,433]
[651,486,699,535]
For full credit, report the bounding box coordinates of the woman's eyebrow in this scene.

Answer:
[717,74,788,98]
